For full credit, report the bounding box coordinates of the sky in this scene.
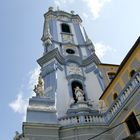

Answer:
[0,0,140,139]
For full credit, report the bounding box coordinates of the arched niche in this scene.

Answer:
[71,81,85,103]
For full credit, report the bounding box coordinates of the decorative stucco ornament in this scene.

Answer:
[98,100,107,113]
[44,23,52,45]
[61,33,73,43]
[41,18,52,46]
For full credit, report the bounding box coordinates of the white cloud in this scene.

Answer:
[82,12,89,19]
[83,0,111,19]
[94,42,115,59]
[54,0,74,8]
[9,92,28,121]
[28,66,40,96]
[54,0,111,19]
[9,93,27,114]
[9,66,40,121]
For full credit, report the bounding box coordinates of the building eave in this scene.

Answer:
[44,10,82,23]
[98,63,119,67]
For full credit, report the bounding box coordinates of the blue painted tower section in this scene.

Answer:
[73,23,85,44]
[26,7,105,124]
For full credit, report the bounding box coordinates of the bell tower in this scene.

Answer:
[34,7,105,118]
[26,7,105,125]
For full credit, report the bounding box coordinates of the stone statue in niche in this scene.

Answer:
[33,76,45,97]
[74,86,84,102]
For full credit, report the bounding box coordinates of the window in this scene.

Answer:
[108,72,116,81]
[61,23,70,33]
[125,112,140,135]
[66,49,75,54]
[113,93,118,100]
[130,70,136,78]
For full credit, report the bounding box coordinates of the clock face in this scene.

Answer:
[67,63,82,75]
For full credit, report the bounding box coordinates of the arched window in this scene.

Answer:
[71,81,85,102]
[61,23,70,33]
[130,70,136,78]
[113,93,118,100]
[108,72,116,81]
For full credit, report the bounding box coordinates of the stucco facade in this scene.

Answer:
[14,7,140,140]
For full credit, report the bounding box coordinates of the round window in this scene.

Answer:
[66,49,75,54]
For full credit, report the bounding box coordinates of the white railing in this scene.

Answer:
[59,114,105,126]
[59,70,140,126]
[106,70,140,122]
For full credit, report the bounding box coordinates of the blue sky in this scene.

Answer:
[0,0,140,139]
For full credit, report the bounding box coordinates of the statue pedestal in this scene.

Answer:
[26,96,57,124]
[67,101,99,115]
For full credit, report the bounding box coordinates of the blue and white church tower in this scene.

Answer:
[27,6,105,123]
[15,7,108,140]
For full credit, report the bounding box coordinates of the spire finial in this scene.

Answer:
[71,10,75,14]
[48,6,53,11]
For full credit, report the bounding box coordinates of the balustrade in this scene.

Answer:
[59,70,140,126]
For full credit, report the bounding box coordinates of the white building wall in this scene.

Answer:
[85,72,103,102]
[56,69,71,117]
[69,23,78,45]
[81,47,87,58]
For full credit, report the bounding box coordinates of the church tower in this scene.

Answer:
[27,6,105,123]
[38,6,104,117]
[14,7,140,140]
[14,7,111,140]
